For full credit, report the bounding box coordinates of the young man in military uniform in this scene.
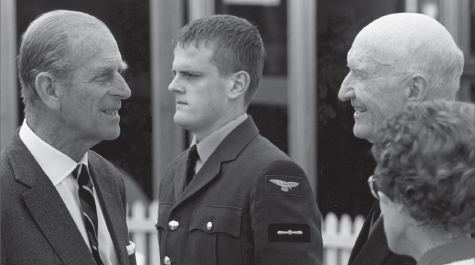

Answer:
[156,14,323,265]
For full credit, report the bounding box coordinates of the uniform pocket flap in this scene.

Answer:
[189,204,242,238]
[156,202,174,230]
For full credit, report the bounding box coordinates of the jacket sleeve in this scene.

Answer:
[250,159,323,265]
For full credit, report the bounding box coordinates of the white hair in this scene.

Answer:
[18,10,110,114]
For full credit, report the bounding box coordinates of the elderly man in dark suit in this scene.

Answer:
[156,15,323,265]
[1,10,136,265]
[338,13,464,265]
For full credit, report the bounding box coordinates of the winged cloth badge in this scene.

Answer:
[269,179,300,192]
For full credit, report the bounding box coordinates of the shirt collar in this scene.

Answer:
[19,119,88,186]
[191,113,248,165]
[418,238,475,265]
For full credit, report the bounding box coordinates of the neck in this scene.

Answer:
[26,115,97,162]
[406,224,471,262]
[194,107,245,142]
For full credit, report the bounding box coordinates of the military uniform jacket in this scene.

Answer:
[1,134,136,265]
[157,117,323,265]
[348,201,416,265]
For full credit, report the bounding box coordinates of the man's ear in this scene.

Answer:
[404,74,428,101]
[35,72,62,110]
[228,71,250,100]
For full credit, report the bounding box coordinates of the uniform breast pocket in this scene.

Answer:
[183,204,243,265]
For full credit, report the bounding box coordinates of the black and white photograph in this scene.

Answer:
[1,0,474,264]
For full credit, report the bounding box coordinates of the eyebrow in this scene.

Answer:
[171,68,202,75]
[347,64,366,75]
[90,59,128,74]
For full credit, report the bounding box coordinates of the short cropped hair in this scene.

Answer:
[392,34,464,100]
[18,10,108,114]
[173,14,266,105]
[372,100,475,233]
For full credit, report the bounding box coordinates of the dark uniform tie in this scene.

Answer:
[73,164,104,265]
[185,145,199,186]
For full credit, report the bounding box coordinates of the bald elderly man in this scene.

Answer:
[338,13,464,265]
[1,10,135,265]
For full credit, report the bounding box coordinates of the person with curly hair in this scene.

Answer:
[370,100,475,265]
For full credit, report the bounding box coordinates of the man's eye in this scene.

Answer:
[95,72,111,81]
[352,70,365,79]
[172,72,198,78]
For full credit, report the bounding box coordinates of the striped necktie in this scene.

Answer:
[73,164,103,265]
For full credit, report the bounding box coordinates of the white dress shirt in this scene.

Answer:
[191,113,248,174]
[19,120,118,265]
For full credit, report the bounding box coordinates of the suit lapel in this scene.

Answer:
[176,117,259,205]
[349,201,377,264]
[352,218,391,265]
[174,154,187,202]
[350,202,392,265]
[8,135,95,265]
[88,154,129,265]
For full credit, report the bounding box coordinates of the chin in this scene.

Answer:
[353,126,374,142]
[388,241,410,257]
[387,241,399,254]
[100,128,121,141]
[173,114,192,129]
[385,228,413,258]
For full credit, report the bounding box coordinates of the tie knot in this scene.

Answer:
[188,145,199,161]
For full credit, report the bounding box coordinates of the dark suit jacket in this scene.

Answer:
[1,134,136,265]
[348,201,416,265]
[157,117,323,265]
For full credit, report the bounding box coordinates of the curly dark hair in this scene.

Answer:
[371,100,475,233]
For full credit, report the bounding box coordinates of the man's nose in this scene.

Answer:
[338,74,354,101]
[114,75,131,100]
[168,76,184,93]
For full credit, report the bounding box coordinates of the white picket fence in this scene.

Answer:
[127,201,364,265]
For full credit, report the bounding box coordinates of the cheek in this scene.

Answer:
[370,105,386,123]
[363,88,389,118]
[372,99,401,123]
[60,93,81,116]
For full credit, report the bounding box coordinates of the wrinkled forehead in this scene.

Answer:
[68,26,121,66]
[349,29,403,68]
[347,45,396,75]
[70,25,114,50]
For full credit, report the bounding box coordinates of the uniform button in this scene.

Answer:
[169,220,179,230]
[154,220,158,230]
[163,256,171,265]
[207,221,213,231]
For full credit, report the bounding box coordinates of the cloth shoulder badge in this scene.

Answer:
[265,175,303,197]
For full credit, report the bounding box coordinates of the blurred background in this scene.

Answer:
[1,0,474,231]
